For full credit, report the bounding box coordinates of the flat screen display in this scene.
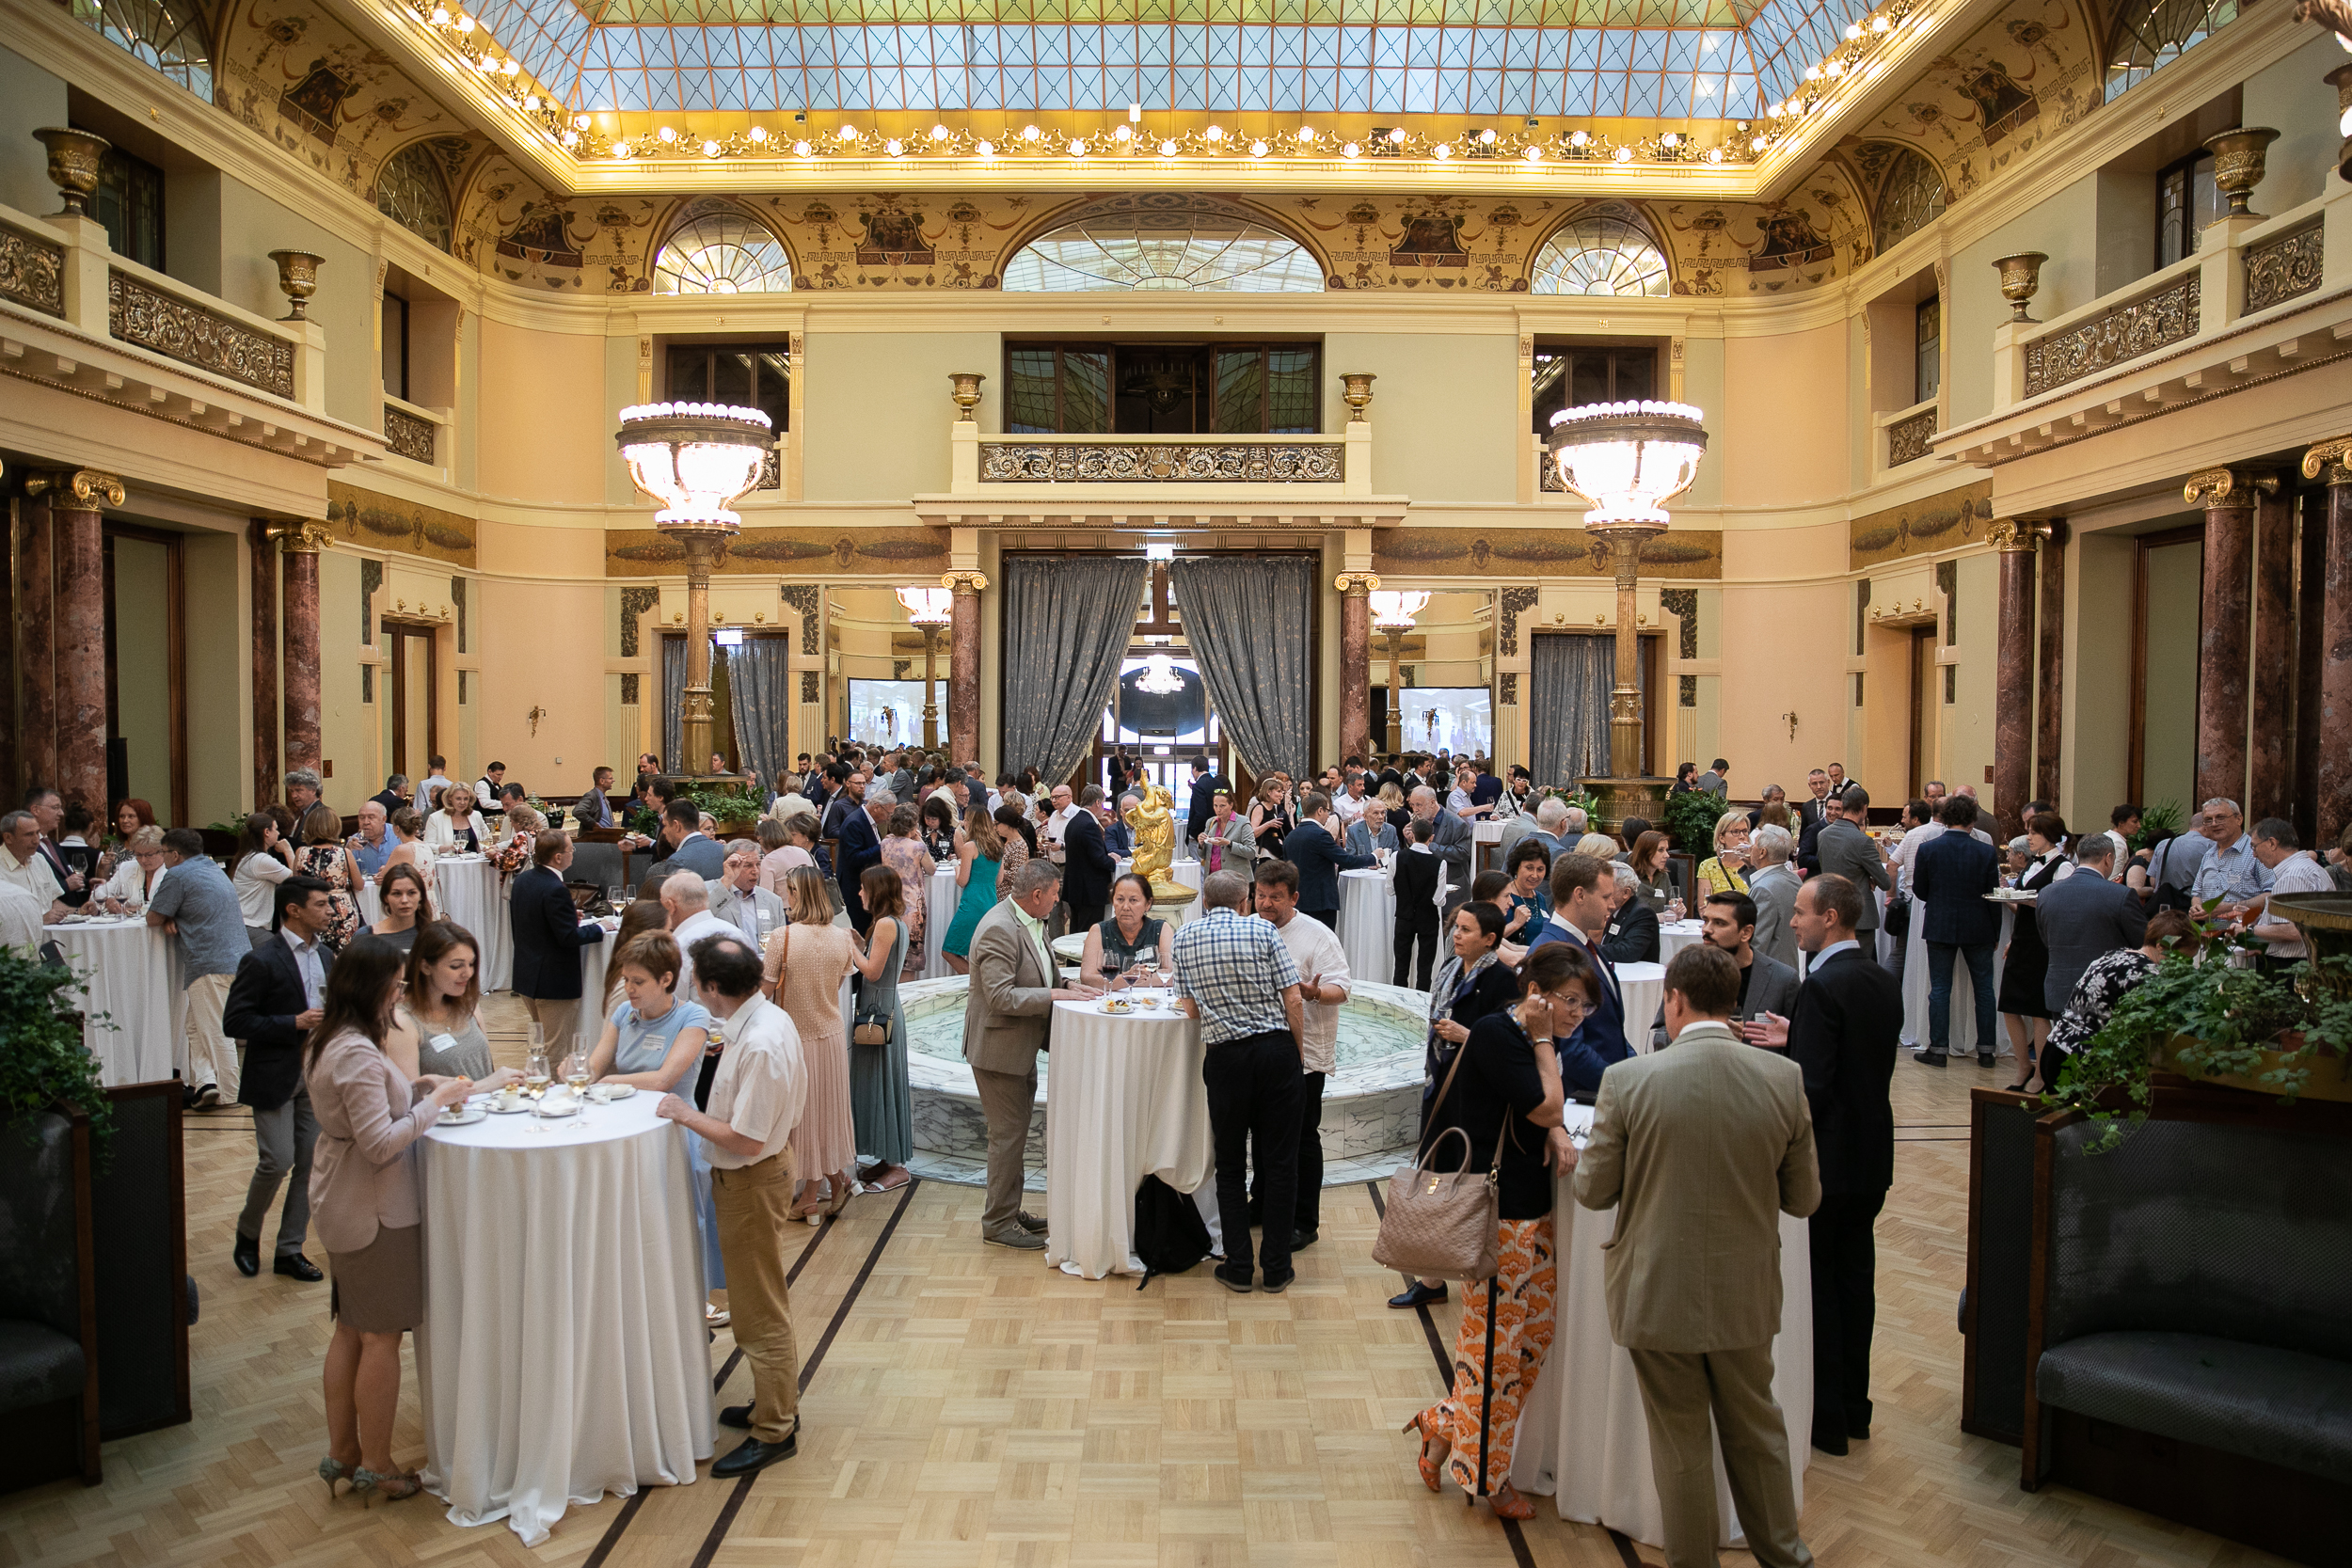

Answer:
[846,678,944,747]
[1396,687,1492,757]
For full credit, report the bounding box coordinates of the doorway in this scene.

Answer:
[1909,624,1936,801]
[388,622,438,780]
[2129,525,2204,810]
[102,522,186,825]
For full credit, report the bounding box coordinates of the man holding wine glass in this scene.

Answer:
[1250,859,1350,1251]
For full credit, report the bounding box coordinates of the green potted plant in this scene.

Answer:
[1661,787,1728,858]
[0,948,114,1166]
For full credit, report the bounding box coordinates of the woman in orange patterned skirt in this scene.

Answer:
[1405,941,1595,1519]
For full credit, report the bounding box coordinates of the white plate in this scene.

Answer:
[485,1099,532,1115]
[596,1084,637,1100]
[533,1100,580,1118]
[439,1104,487,1126]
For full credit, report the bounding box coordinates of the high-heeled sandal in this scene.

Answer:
[351,1466,424,1506]
[825,1178,856,1215]
[1400,1413,1443,1493]
[1488,1482,1535,1521]
[317,1455,356,1497]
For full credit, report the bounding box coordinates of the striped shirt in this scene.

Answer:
[1172,908,1300,1046]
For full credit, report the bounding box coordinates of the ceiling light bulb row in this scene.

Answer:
[1752,0,1915,153]
[398,0,578,146]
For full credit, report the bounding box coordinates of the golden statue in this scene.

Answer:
[1123,783,1181,897]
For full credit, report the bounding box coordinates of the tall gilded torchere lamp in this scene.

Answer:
[616,401,773,781]
[1369,589,1429,759]
[896,585,954,751]
[1545,399,1708,833]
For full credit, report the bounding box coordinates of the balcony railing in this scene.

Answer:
[0,213,63,318]
[945,425,1372,498]
[382,396,446,464]
[2022,269,2201,399]
[2245,216,2323,315]
[1883,401,1938,468]
[110,266,295,398]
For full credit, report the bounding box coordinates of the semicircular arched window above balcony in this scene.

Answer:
[70,0,213,100]
[652,210,795,294]
[374,142,453,253]
[1528,215,1673,297]
[1001,197,1324,293]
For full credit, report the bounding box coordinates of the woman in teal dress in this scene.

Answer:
[941,805,1006,972]
[848,863,914,1189]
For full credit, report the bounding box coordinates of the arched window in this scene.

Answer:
[653,210,793,294]
[1869,146,1946,255]
[374,143,453,252]
[1528,215,1672,296]
[1002,197,1322,293]
[2106,0,2239,99]
[70,0,212,100]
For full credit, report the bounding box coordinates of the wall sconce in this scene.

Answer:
[527,705,548,736]
[1781,710,1800,741]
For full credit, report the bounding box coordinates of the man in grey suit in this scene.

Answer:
[1700,890,1800,1028]
[706,841,787,950]
[2037,837,2148,1014]
[1499,797,1570,865]
[1573,944,1820,1568]
[1748,825,1803,971]
[961,860,1099,1248]
[1407,785,1473,917]
[1814,787,1892,948]
[1695,757,1731,798]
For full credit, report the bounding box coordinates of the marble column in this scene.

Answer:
[2249,484,2296,825]
[17,494,56,793]
[2033,520,2066,809]
[249,518,279,808]
[25,470,121,812]
[2302,439,2352,847]
[1989,519,2042,836]
[945,569,987,766]
[1334,572,1376,765]
[278,520,327,778]
[2184,468,2274,816]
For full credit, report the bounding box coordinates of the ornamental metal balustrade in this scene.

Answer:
[977,437,1345,483]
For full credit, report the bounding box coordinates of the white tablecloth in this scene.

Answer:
[1041,994,1212,1278]
[1659,920,1707,964]
[1899,900,2016,1057]
[1511,1105,1812,1548]
[1336,867,1392,987]
[417,1093,711,1544]
[1614,961,1664,1052]
[45,918,183,1086]
[925,863,960,978]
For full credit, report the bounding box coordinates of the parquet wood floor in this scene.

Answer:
[0,999,2298,1568]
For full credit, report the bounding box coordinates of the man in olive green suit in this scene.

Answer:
[1571,944,1821,1568]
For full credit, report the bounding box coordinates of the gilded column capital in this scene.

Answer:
[2301,436,2352,485]
[268,518,332,554]
[942,569,990,596]
[2183,467,2280,508]
[23,468,125,511]
[1986,517,2049,553]
[1333,571,1380,596]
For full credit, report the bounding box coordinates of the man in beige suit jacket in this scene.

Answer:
[961,859,1098,1248]
[1571,944,1821,1568]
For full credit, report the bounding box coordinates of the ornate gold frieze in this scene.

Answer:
[2244,218,2323,316]
[0,220,64,318]
[2021,271,2200,399]
[108,270,295,398]
[1848,479,1992,570]
[325,482,478,565]
[606,526,946,577]
[1886,406,1937,467]
[977,442,1344,483]
[383,404,437,464]
[1376,529,1719,580]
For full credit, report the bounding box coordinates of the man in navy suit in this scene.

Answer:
[835,787,888,934]
[660,797,729,879]
[2037,836,2148,1013]
[1911,794,2003,1067]
[1061,784,1118,934]
[1525,851,1632,1090]
[1283,791,1375,928]
[1184,754,1224,847]
[511,834,608,1056]
[223,876,339,1283]
[1752,873,1902,1455]
[1794,768,1836,873]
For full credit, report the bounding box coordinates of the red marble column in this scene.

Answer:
[280,522,326,779]
[2186,468,2271,815]
[2033,520,2066,810]
[52,497,108,817]
[249,518,280,809]
[17,497,56,793]
[1991,520,2040,837]
[2305,441,2352,847]
[1336,573,1374,765]
[946,569,986,767]
[2248,485,2296,825]
[2295,490,2327,847]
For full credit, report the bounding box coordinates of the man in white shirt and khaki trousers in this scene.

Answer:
[1252,859,1349,1248]
[658,931,808,1479]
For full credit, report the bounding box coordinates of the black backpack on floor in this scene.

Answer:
[1133,1175,1214,1289]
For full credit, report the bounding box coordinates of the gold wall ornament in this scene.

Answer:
[1986,517,2048,553]
[1332,571,1380,596]
[1992,251,2048,323]
[266,249,326,321]
[2203,126,2280,218]
[2184,467,2280,507]
[947,372,985,420]
[1340,372,1376,423]
[23,467,125,510]
[2301,436,2352,485]
[32,128,107,217]
[267,518,331,553]
[941,568,990,595]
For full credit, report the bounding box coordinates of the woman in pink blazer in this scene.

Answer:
[305,942,510,1503]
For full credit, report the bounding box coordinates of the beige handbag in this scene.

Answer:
[1372,1040,1506,1283]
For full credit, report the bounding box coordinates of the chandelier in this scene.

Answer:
[1369,589,1430,632]
[614,402,772,528]
[1136,654,1185,694]
[1545,400,1708,527]
[896,585,954,626]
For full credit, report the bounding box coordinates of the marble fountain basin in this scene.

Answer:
[898,974,1427,1188]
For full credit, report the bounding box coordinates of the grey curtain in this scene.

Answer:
[1170,555,1315,782]
[728,635,789,789]
[660,633,685,774]
[1003,556,1149,784]
[1529,632,1639,785]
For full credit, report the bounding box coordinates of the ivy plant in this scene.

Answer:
[0,949,115,1167]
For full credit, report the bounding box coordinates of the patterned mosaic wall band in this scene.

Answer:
[801,669,820,704]
[620,673,640,705]
[606,528,947,578]
[618,585,660,658]
[1935,560,1958,643]
[1497,585,1542,658]
[325,482,478,566]
[452,577,467,653]
[1499,672,1518,705]
[1378,530,1720,579]
[1848,478,1992,570]
[779,585,822,656]
[359,559,383,644]
[1660,587,1698,706]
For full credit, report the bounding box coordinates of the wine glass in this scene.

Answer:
[523,1045,551,1100]
[563,1051,591,1096]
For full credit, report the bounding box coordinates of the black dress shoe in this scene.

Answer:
[273,1254,324,1282]
[1214,1264,1254,1293]
[710,1433,796,1477]
[719,1404,752,1430]
[1977,1053,1996,1068]
[1292,1229,1318,1251]
[1910,1050,1947,1068]
[1014,1210,1048,1234]
[1810,1433,1850,1457]
[1260,1272,1295,1295]
[1388,1280,1447,1309]
[232,1235,260,1278]
[1848,1418,1871,1440]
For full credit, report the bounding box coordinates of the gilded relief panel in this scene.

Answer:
[1374,528,1721,578]
[1848,479,1994,569]
[604,526,949,576]
[326,481,480,566]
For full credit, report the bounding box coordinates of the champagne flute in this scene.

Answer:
[564,1050,591,1096]
[523,1045,551,1099]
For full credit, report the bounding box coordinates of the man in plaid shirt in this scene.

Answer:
[1174,870,1308,1294]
